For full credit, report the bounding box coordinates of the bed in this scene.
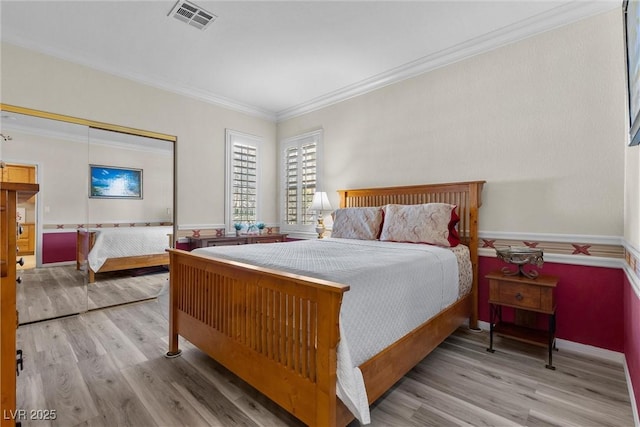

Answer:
[76,226,172,283]
[166,181,484,426]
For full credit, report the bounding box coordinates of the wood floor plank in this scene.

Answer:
[144,354,259,426]
[15,373,52,427]
[79,310,149,370]
[39,360,100,426]
[120,361,211,426]
[102,303,167,359]
[61,317,108,361]
[77,354,156,427]
[16,295,635,427]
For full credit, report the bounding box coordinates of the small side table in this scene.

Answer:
[486,271,558,369]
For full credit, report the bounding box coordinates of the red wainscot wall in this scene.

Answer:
[42,231,77,264]
[42,231,191,263]
[478,256,624,352]
[624,275,640,416]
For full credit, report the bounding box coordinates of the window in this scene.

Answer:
[280,129,323,235]
[225,130,262,230]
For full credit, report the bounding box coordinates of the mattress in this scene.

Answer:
[193,237,471,424]
[86,226,172,271]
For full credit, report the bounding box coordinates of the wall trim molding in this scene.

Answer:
[3,1,617,123]
[479,230,623,246]
[276,1,618,121]
[479,247,624,269]
[478,230,624,270]
[178,224,228,231]
[623,240,640,299]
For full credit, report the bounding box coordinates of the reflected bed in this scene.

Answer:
[76,226,172,283]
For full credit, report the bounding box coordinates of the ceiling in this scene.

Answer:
[0,1,619,121]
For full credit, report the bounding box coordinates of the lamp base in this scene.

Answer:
[315,219,325,239]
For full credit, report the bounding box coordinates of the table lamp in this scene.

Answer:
[309,191,332,238]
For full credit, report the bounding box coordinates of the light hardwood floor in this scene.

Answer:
[16,291,635,427]
[16,265,167,324]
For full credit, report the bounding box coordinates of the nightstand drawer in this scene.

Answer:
[487,272,557,314]
[494,281,541,310]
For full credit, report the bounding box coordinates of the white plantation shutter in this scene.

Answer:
[281,130,323,234]
[226,130,262,230]
[232,143,257,222]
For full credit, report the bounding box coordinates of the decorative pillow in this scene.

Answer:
[379,203,460,247]
[331,207,384,240]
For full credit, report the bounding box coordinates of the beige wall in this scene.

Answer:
[279,10,627,237]
[0,42,278,229]
[2,9,629,238]
[0,129,173,225]
[1,130,89,224]
[626,143,640,248]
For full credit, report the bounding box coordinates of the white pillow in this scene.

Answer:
[379,203,459,247]
[331,207,384,240]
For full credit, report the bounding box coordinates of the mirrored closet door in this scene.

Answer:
[1,106,176,323]
[86,128,174,310]
[1,111,89,323]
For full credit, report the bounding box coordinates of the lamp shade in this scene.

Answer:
[308,191,332,212]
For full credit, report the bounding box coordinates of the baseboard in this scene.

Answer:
[476,320,624,364]
[624,359,640,427]
[39,260,76,268]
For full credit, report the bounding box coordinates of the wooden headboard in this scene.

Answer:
[337,180,485,328]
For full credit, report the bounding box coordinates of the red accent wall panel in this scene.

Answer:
[479,257,624,352]
[42,232,76,264]
[624,276,640,414]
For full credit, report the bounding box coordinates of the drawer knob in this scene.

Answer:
[515,292,523,301]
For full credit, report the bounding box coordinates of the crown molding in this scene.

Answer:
[2,122,172,155]
[276,0,619,122]
[2,1,619,124]
[1,38,277,122]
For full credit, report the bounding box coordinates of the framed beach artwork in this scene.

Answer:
[89,165,143,199]
[625,0,640,146]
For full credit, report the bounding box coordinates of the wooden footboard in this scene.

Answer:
[168,181,484,426]
[167,249,349,426]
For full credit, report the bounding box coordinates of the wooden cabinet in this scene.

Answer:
[188,233,288,250]
[486,271,558,369]
[1,165,36,184]
[16,223,35,256]
[0,182,39,427]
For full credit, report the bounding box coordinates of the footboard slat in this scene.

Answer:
[168,249,348,426]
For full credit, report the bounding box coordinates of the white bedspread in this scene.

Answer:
[193,238,464,424]
[87,226,172,271]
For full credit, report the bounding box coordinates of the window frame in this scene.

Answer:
[279,129,324,237]
[225,129,262,232]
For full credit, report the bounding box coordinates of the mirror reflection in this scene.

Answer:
[86,127,173,310]
[0,111,174,323]
[1,111,89,323]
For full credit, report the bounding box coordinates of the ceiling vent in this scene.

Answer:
[169,1,216,30]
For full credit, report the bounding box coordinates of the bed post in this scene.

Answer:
[315,290,342,427]
[468,181,484,330]
[165,249,182,358]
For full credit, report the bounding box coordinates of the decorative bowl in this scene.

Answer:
[495,246,543,278]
